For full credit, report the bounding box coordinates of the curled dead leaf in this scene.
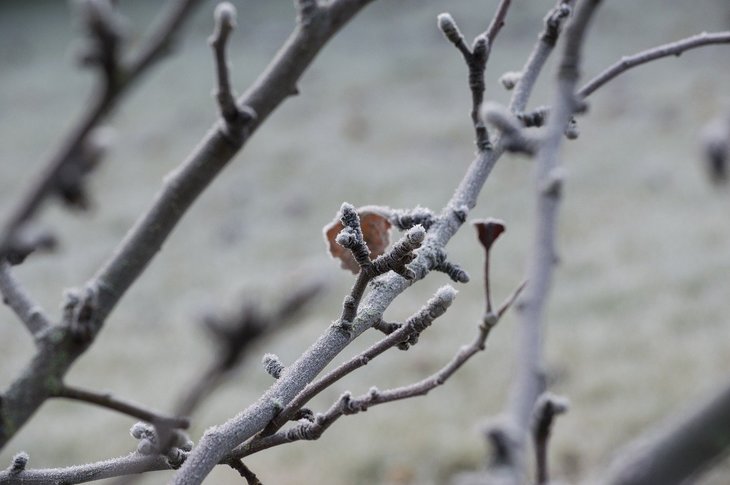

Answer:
[324,208,392,273]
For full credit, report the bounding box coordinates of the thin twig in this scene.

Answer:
[209,2,252,141]
[579,31,730,98]
[437,0,512,151]
[0,261,51,340]
[532,393,569,485]
[52,385,190,429]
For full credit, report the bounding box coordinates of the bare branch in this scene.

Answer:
[601,380,730,485]
[226,459,262,485]
[0,452,171,484]
[52,385,189,429]
[175,282,323,417]
[209,2,255,143]
[483,103,539,156]
[508,0,574,114]
[262,286,457,435]
[0,0,204,260]
[483,0,512,44]
[579,31,730,98]
[532,393,569,485]
[0,261,51,340]
[502,0,604,478]
[233,282,523,461]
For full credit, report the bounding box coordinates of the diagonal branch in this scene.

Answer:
[601,379,730,485]
[579,31,730,98]
[261,286,457,436]
[0,261,51,340]
[0,0,204,260]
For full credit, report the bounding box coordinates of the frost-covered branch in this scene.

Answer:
[532,393,569,485]
[437,0,512,151]
[579,31,730,98]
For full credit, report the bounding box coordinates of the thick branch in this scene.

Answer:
[601,381,730,485]
[263,286,457,434]
[579,31,730,98]
[0,261,51,340]
[232,282,523,460]
[53,385,189,429]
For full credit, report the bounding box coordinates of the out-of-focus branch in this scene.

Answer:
[498,0,603,480]
[175,281,324,418]
[532,393,569,485]
[579,31,730,98]
[0,0,375,452]
[600,381,730,485]
[52,385,189,430]
[0,0,204,260]
[0,261,51,341]
[507,0,574,114]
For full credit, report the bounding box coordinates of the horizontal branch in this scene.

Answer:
[579,31,730,98]
[53,385,189,429]
[232,281,523,460]
[0,453,170,484]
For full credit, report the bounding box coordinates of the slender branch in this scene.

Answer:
[437,0,512,152]
[579,31,730,98]
[53,385,190,429]
[508,0,574,114]
[532,393,569,485]
[0,0,204,259]
[0,453,171,484]
[483,0,512,43]
[209,2,253,142]
[0,261,51,340]
[601,380,730,485]
[504,0,603,476]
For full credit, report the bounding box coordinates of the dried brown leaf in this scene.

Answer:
[324,208,392,273]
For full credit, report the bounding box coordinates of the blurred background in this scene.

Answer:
[1,0,730,483]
